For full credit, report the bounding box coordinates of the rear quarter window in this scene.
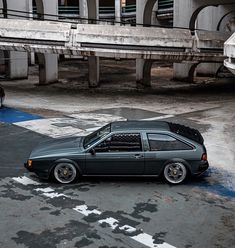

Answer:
[147,133,193,151]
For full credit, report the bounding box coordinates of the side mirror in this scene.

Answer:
[89,148,96,155]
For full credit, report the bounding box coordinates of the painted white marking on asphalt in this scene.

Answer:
[34,187,54,193]
[12,177,177,248]
[119,225,136,233]
[43,192,68,198]
[132,233,175,248]
[99,217,119,229]
[73,205,102,216]
[141,115,174,121]
[14,118,83,138]
[12,176,41,185]
[74,205,177,248]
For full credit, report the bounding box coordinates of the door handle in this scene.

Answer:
[133,154,144,159]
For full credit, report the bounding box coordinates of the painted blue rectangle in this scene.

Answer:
[0,107,41,123]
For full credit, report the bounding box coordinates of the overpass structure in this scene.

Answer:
[0,19,227,62]
[224,33,235,75]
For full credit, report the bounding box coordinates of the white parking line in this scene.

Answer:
[12,176,41,185]
[13,176,177,248]
[75,204,176,248]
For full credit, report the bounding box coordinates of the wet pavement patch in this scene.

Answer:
[89,107,163,120]
[191,168,235,199]
[75,237,93,247]
[0,184,32,201]
[45,196,85,209]
[12,220,90,248]
[130,202,158,222]
[50,210,61,216]
[0,107,41,123]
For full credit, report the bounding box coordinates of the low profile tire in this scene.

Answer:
[53,163,77,184]
[163,162,187,184]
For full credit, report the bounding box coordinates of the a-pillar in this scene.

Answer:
[86,0,100,87]
[7,0,29,79]
[136,0,156,88]
[35,0,58,85]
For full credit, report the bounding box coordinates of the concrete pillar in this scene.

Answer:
[136,0,156,88]
[88,56,100,87]
[35,0,58,84]
[80,0,88,22]
[87,0,100,87]
[6,0,30,80]
[115,0,122,24]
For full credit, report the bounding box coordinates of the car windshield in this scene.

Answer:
[83,124,111,149]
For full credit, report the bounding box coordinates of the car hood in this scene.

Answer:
[30,136,84,159]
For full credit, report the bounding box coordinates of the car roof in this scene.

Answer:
[110,121,170,132]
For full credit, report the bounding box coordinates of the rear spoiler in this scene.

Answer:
[168,122,204,145]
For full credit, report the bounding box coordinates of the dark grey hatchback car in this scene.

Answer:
[25,121,209,184]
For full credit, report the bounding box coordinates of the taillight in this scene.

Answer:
[201,153,207,161]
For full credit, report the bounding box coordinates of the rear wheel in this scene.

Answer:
[163,162,187,184]
[53,163,77,184]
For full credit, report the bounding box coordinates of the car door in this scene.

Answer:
[144,133,194,175]
[85,132,145,175]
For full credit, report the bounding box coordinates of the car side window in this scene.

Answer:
[147,133,192,151]
[94,133,142,153]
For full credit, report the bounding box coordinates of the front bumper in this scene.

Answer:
[24,162,34,172]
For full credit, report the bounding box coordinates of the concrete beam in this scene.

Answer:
[0,20,226,62]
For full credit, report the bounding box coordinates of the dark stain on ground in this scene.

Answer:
[75,237,93,248]
[129,202,158,222]
[153,232,167,244]
[12,220,90,248]
[85,230,101,240]
[49,183,97,193]
[0,186,32,201]
[40,207,51,211]
[50,210,61,216]
[45,196,85,209]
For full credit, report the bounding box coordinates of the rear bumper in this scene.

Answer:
[193,161,209,175]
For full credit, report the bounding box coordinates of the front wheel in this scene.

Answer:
[53,163,77,184]
[163,162,187,184]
